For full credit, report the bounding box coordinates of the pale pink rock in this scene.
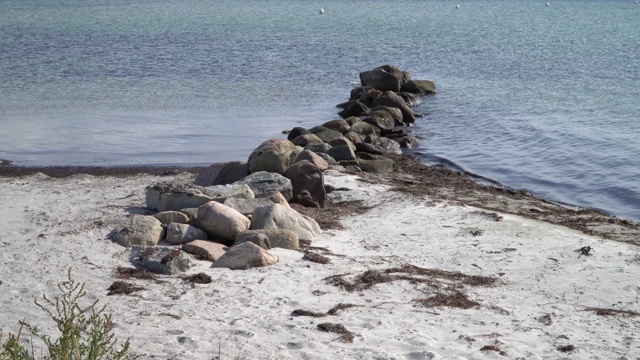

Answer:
[182,240,228,262]
[211,242,278,270]
[197,201,250,242]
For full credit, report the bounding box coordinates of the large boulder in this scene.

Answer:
[210,161,250,186]
[309,126,344,143]
[321,119,351,135]
[236,229,299,250]
[338,101,370,119]
[284,160,327,208]
[286,127,311,141]
[350,86,382,107]
[291,133,324,147]
[294,149,329,171]
[372,91,415,124]
[363,115,395,131]
[260,190,290,208]
[166,223,208,245]
[250,204,321,241]
[182,240,228,262]
[110,216,165,248]
[211,242,278,270]
[129,246,193,275]
[326,145,356,162]
[146,182,215,212]
[204,183,255,202]
[234,171,293,201]
[305,143,332,154]
[223,197,275,216]
[349,121,381,137]
[152,211,190,225]
[247,138,297,175]
[193,163,225,186]
[197,201,251,242]
[372,106,403,125]
[400,79,437,94]
[359,65,403,92]
[398,92,422,107]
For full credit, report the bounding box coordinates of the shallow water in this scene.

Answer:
[1,0,639,220]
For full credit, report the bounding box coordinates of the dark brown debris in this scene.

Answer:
[414,291,480,309]
[317,323,355,343]
[181,273,213,284]
[327,303,358,315]
[291,309,326,318]
[325,264,498,292]
[537,314,553,325]
[557,345,576,353]
[583,307,640,317]
[107,281,145,296]
[303,252,331,264]
[480,345,507,356]
[114,266,158,281]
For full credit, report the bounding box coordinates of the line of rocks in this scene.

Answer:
[108,64,436,274]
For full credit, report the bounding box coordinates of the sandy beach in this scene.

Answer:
[1,158,640,359]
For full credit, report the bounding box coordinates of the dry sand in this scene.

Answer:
[1,162,640,359]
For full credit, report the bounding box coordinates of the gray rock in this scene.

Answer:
[197,201,251,242]
[338,101,370,119]
[349,121,381,137]
[223,197,275,216]
[152,211,190,225]
[284,160,327,208]
[110,216,165,248]
[211,242,278,270]
[294,149,329,171]
[146,181,215,212]
[363,115,395,130]
[372,91,415,123]
[350,86,382,107]
[204,183,255,202]
[291,133,324,147]
[261,190,290,208]
[316,152,337,165]
[235,171,293,201]
[193,163,226,186]
[321,119,350,134]
[166,223,208,245]
[328,137,356,152]
[309,126,344,143]
[344,131,364,145]
[359,66,403,92]
[286,127,311,141]
[180,208,199,226]
[234,232,272,249]
[182,240,228,262]
[130,245,193,275]
[211,161,250,186]
[372,106,403,125]
[250,204,321,241]
[326,145,356,161]
[247,138,297,175]
[305,143,332,153]
[398,92,422,107]
[236,229,299,250]
[400,79,437,94]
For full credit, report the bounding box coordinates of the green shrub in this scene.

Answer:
[0,269,138,360]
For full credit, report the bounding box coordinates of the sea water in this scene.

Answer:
[1,0,639,221]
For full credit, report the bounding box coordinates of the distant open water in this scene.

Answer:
[1,0,639,221]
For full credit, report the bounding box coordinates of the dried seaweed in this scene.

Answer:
[303,252,331,264]
[181,273,212,284]
[106,281,145,296]
[317,323,354,343]
[114,266,158,281]
[584,307,640,317]
[414,292,480,309]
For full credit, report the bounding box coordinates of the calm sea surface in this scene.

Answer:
[1,0,639,220]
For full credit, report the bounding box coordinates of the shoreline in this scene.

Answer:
[2,153,639,247]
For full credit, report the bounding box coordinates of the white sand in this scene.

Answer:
[1,170,639,359]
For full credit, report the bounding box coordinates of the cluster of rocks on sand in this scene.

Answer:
[109,65,436,274]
